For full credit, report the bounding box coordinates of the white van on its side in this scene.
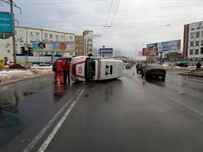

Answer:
[70,56,123,82]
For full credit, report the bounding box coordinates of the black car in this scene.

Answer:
[136,64,145,74]
[175,62,188,67]
[141,64,166,80]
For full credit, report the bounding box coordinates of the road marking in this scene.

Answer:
[130,73,203,118]
[143,82,203,117]
[163,94,203,116]
[23,85,85,152]
[37,85,87,152]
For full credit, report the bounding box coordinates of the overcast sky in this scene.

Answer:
[1,0,203,59]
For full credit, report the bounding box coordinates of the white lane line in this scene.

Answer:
[163,94,203,116]
[23,85,85,152]
[143,83,203,117]
[37,85,87,152]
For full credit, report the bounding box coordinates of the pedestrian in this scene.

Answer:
[56,58,65,84]
[52,59,58,83]
[64,59,70,84]
[196,61,201,69]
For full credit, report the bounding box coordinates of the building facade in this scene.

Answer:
[75,35,84,56]
[183,21,203,65]
[74,30,93,56]
[83,30,93,55]
[0,26,75,62]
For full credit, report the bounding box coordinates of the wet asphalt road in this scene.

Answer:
[0,69,203,152]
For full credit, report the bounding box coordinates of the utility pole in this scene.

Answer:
[2,0,21,63]
[10,0,16,63]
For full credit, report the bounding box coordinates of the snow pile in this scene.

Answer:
[188,68,203,77]
[163,66,196,71]
[0,68,53,84]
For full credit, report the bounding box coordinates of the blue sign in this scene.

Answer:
[0,12,13,33]
[99,48,113,55]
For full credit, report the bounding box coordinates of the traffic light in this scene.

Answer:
[28,47,33,54]
[20,47,25,54]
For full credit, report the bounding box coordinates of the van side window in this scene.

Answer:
[110,65,113,74]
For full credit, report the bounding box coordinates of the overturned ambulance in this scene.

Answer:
[70,56,123,82]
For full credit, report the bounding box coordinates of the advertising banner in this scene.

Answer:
[53,41,74,53]
[0,12,14,39]
[161,40,181,52]
[32,41,54,52]
[99,48,113,57]
[145,39,181,56]
[32,41,74,53]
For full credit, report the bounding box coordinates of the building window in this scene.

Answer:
[201,40,203,45]
[190,32,194,38]
[190,41,194,46]
[190,49,193,55]
[196,32,200,38]
[69,36,73,40]
[35,32,39,37]
[44,33,48,38]
[7,50,10,53]
[197,27,200,30]
[196,41,199,46]
[55,35,59,40]
[30,31,34,37]
[49,34,53,39]
[70,53,73,55]
[191,28,194,31]
[195,49,199,54]
[60,35,64,40]
[201,31,203,38]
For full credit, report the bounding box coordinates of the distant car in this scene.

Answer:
[175,62,188,67]
[126,63,131,69]
[141,64,166,80]
[136,63,146,74]
[39,62,51,66]
[9,64,30,69]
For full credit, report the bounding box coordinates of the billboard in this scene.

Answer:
[99,48,113,57]
[146,39,181,56]
[0,12,14,39]
[53,41,74,53]
[32,41,74,53]
[32,41,54,52]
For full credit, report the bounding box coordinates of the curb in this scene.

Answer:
[179,73,203,78]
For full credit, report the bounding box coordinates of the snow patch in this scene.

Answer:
[0,68,53,84]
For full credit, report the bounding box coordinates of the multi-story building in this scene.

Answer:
[183,21,203,65]
[0,26,75,62]
[83,30,93,55]
[75,30,93,56]
[75,35,84,56]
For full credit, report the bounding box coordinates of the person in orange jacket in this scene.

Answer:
[56,58,65,84]
[64,59,70,84]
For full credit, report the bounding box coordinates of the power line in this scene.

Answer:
[105,0,114,27]
[13,4,203,15]
[98,0,120,37]
[94,0,114,37]
[109,0,120,27]
[15,13,198,24]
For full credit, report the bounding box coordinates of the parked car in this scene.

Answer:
[126,63,131,69]
[136,63,146,74]
[39,62,51,66]
[9,64,31,69]
[175,62,188,67]
[141,64,166,80]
